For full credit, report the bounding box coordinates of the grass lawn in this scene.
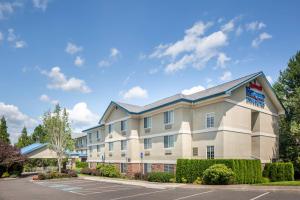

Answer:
[258,181,300,186]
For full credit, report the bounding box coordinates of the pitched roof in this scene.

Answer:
[113,71,262,114]
[21,143,47,155]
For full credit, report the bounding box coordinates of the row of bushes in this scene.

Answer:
[263,162,294,182]
[75,161,88,169]
[0,163,23,178]
[176,159,262,184]
[33,170,77,180]
[80,164,121,178]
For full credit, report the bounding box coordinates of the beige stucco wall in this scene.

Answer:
[27,146,58,159]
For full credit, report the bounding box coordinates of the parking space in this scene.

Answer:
[1,177,300,200]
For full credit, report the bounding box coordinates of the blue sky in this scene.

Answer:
[0,0,299,143]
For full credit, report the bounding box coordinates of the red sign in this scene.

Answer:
[249,82,262,91]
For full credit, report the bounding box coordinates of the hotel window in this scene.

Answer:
[164,135,175,148]
[89,146,92,157]
[97,145,100,152]
[144,138,152,149]
[108,124,112,134]
[121,120,127,132]
[164,110,174,124]
[88,133,92,142]
[109,142,113,151]
[207,146,215,159]
[144,163,152,174]
[206,113,215,128]
[120,163,127,173]
[193,147,198,156]
[144,117,152,129]
[121,140,127,151]
[96,131,100,141]
[164,164,174,173]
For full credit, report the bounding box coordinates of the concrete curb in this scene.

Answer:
[79,175,183,189]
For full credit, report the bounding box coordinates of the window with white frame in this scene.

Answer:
[121,120,127,132]
[144,117,152,129]
[144,163,152,174]
[144,138,152,149]
[164,164,174,173]
[97,145,100,152]
[121,140,127,151]
[120,163,127,173]
[164,110,174,124]
[164,135,175,148]
[206,113,215,128]
[88,133,92,142]
[207,145,215,159]
[109,142,113,151]
[96,130,100,141]
[108,124,112,134]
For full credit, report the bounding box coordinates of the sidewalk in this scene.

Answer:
[78,174,183,189]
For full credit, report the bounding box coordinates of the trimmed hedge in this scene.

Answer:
[202,164,235,185]
[75,161,88,168]
[263,162,294,182]
[176,159,262,184]
[147,172,174,182]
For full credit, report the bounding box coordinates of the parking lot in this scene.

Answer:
[1,177,300,200]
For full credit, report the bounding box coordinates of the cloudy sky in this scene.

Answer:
[0,0,299,143]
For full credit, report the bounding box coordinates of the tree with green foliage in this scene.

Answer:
[273,51,300,178]
[0,116,10,144]
[43,104,74,173]
[16,127,33,148]
[31,125,47,143]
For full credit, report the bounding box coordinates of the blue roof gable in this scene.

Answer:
[21,143,48,155]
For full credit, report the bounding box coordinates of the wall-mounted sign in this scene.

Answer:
[246,81,265,108]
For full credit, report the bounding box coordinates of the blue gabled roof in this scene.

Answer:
[21,143,48,155]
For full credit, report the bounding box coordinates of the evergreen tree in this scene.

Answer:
[0,116,10,144]
[16,127,32,148]
[273,51,300,177]
[31,125,47,143]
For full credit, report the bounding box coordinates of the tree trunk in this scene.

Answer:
[57,157,62,173]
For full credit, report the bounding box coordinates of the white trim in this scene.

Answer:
[225,99,279,117]
[106,116,130,125]
[140,131,190,139]
[205,112,215,129]
[163,110,174,125]
[252,132,277,138]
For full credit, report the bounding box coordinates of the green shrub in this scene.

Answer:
[202,164,235,185]
[75,161,88,168]
[261,177,270,183]
[267,162,294,182]
[262,163,271,177]
[193,177,202,185]
[1,172,10,178]
[96,164,120,178]
[176,159,262,184]
[147,172,174,183]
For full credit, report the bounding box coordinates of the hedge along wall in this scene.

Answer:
[176,159,262,184]
[263,162,294,182]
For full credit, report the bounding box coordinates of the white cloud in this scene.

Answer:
[217,53,231,68]
[123,86,148,100]
[39,94,59,105]
[0,2,22,20]
[266,75,273,84]
[110,48,120,57]
[32,0,48,11]
[0,102,38,143]
[65,42,83,55]
[41,66,91,93]
[98,48,121,67]
[252,32,272,48]
[7,28,26,48]
[220,71,232,81]
[150,21,230,73]
[67,102,99,132]
[181,85,205,95]
[149,68,159,75]
[74,56,84,67]
[221,20,235,33]
[246,21,266,31]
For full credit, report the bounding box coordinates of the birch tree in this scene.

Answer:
[43,104,73,173]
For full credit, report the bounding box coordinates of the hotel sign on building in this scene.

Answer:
[246,81,266,108]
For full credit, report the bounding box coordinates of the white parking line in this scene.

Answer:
[87,187,141,195]
[69,190,86,196]
[83,185,138,191]
[109,188,175,200]
[173,190,213,200]
[249,192,270,200]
